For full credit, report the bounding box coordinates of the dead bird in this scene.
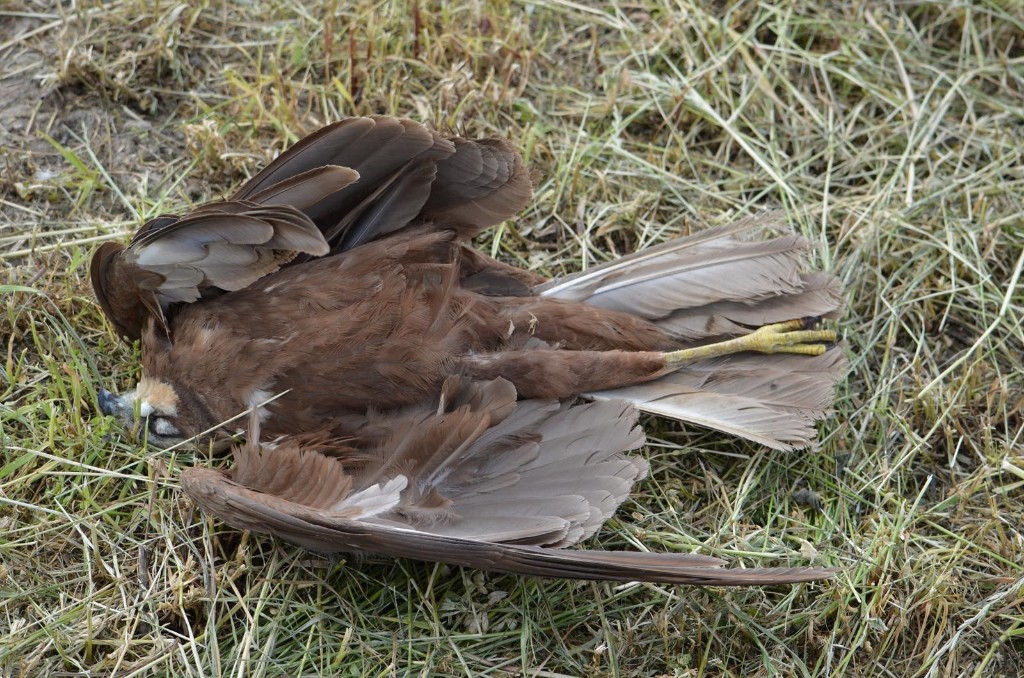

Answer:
[90,116,843,584]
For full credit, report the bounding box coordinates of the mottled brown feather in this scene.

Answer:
[182,380,833,585]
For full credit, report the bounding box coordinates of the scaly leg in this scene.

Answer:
[662,317,838,368]
[460,318,838,399]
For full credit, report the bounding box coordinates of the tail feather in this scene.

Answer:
[537,213,845,449]
[657,273,844,341]
[537,213,805,313]
[589,348,845,450]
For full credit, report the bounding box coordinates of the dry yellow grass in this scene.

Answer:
[2,1,1022,675]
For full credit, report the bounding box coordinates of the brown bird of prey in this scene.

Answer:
[92,116,844,585]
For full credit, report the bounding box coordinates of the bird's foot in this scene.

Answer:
[662,317,838,368]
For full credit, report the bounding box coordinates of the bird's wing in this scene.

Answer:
[346,377,648,547]
[456,245,549,296]
[182,465,834,585]
[91,201,330,341]
[92,116,533,340]
[419,136,532,239]
[233,116,532,250]
[181,378,833,585]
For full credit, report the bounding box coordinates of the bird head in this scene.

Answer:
[98,376,221,449]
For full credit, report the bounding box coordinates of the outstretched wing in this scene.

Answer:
[181,378,833,585]
[182,469,834,585]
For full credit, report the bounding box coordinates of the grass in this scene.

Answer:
[2,0,1023,675]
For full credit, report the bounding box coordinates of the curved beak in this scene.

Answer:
[98,387,135,426]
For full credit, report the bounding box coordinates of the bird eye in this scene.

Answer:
[148,417,181,438]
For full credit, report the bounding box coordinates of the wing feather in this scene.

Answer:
[588,348,847,451]
[181,378,833,585]
[182,464,834,585]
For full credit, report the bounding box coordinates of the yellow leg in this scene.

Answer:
[663,318,838,368]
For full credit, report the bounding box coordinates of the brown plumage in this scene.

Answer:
[92,115,844,584]
[182,376,834,585]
